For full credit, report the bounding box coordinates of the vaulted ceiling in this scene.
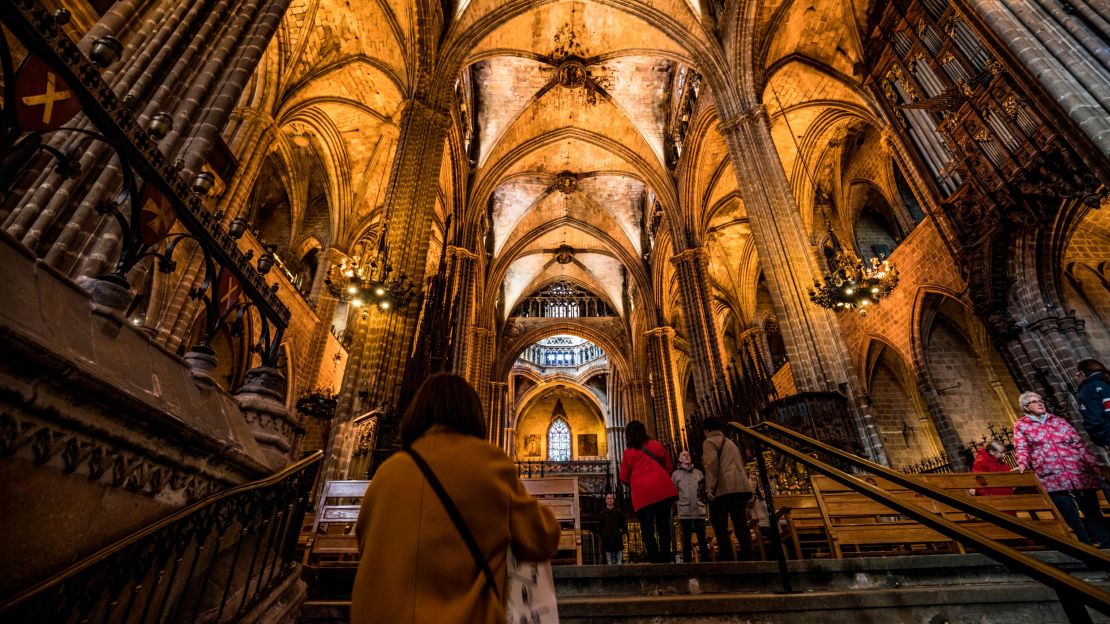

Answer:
[249,0,890,354]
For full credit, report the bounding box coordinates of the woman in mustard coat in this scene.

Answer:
[351,373,561,623]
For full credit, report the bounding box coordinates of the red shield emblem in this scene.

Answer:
[138,184,177,245]
[217,267,242,317]
[15,55,81,131]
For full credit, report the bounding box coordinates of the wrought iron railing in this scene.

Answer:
[0,451,322,624]
[516,459,612,479]
[735,421,1110,622]
[902,424,1017,474]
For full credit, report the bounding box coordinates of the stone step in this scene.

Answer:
[298,552,1110,623]
[556,583,1109,623]
[554,551,1110,598]
[299,583,1109,624]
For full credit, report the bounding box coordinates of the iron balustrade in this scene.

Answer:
[0,451,322,624]
[730,420,1110,623]
[0,2,289,364]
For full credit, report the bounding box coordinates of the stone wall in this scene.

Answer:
[0,230,273,595]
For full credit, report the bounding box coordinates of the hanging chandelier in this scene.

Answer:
[324,236,416,313]
[809,241,900,316]
[763,82,900,317]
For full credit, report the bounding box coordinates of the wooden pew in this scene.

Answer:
[303,480,371,565]
[772,493,832,559]
[810,472,1071,558]
[522,477,582,565]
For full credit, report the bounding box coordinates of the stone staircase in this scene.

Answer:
[298,552,1110,623]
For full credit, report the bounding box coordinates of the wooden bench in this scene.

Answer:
[303,480,370,565]
[771,493,832,559]
[522,477,582,565]
[811,472,1071,558]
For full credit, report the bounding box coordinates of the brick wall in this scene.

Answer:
[869,357,931,467]
[836,218,1021,461]
[924,316,1013,441]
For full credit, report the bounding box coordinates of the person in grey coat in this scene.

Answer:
[702,417,754,561]
[671,451,710,563]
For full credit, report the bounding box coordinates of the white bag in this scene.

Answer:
[504,549,559,624]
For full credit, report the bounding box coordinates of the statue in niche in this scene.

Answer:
[526,434,541,457]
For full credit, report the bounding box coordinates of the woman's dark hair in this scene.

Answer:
[702,416,723,432]
[1079,359,1107,375]
[625,420,649,450]
[399,373,485,447]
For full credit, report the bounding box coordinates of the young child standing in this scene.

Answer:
[671,451,710,563]
[598,492,627,564]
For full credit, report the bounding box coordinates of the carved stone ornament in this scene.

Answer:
[0,411,221,501]
[556,58,588,88]
[554,171,578,194]
[555,244,574,264]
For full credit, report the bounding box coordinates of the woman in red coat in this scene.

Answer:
[971,441,1015,496]
[619,420,679,563]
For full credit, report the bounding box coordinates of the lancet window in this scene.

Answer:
[548,418,572,462]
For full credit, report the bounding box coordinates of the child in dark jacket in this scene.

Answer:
[598,492,627,564]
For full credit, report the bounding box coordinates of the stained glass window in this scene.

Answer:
[548,418,571,461]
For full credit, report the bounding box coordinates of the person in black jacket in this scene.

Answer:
[598,492,627,564]
[1077,359,1110,448]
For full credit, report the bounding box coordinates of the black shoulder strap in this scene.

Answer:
[405,448,500,599]
[640,445,666,468]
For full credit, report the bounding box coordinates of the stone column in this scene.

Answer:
[445,246,480,373]
[670,247,729,416]
[489,381,509,451]
[644,326,686,452]
[916,372,967,470]
[716,107,855,393]
[717,105,883,459]
[623,378,651,431]
[329,99,451,476]
[466,326,497,407]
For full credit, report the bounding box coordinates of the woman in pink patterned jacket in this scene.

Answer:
[1014,391,1109,545]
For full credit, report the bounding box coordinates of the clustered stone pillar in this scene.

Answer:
[326,98,451,478]
[670,247,730,419]
[716,105,886,463]
[623,378,651,433]
[644,326,686,452]
[4,0,292,281]
[445,246,480,371]
[489,381,509,450]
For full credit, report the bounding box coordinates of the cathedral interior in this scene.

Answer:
[1,0,1109,620]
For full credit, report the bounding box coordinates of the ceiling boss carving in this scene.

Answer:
[554,171,579,194]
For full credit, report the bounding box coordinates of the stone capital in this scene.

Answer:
[399,98,451,130]
[669,246,709,267]
[643,326,676,339]
[448,245,480,261]
[717,104,767,134]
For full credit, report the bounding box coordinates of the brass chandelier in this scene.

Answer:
[325,232,415,313]
[765,82,900,317]
[808,238,900,316]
